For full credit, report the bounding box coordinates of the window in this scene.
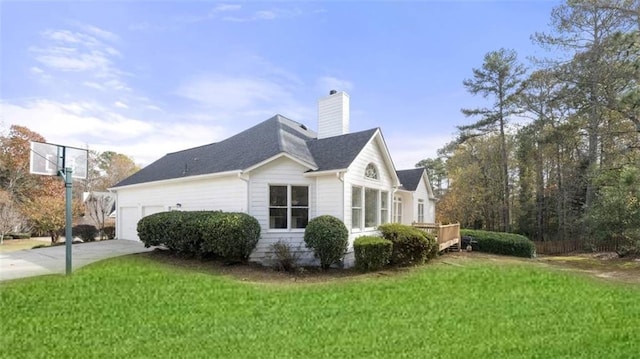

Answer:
[380,191,389,224]
[269,185,309,229]
[365,163,378,179]
[352,187,362,229]
[364,188,379,227]
[393,196,403,223]
[352,186,389,230]
[291,186,309,229]
[418,199,425,223]
[269,186,287,229]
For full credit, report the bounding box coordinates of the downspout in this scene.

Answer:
[337,171,345,223]
[238,172,250,214]
[391,185,399,223]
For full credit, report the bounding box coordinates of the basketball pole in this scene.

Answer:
[63,167,73,275]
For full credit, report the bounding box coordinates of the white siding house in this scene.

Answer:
[395,168,437,225]
[110,91,435,267]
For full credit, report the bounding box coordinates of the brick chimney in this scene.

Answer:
[317,90,349,139]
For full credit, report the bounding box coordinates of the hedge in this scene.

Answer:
[353,236,392,271]
[102,226,116,240]
[5,233,31,239]
[378,223,437,266]
[200,212,261,261]
[137,211,260,261]
[72,224,98,242]
[304,215,349,269]
[460,229,536,258]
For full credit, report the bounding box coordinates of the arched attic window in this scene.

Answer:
[365,163,379,179]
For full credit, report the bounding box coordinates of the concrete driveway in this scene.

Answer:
[0,240,154,282]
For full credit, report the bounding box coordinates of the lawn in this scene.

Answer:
[0,238,50,253]
[1,255,639,358]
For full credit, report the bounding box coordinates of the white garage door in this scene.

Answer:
[119,206,140,241]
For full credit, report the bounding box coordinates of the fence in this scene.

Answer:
[534,238,621,255]
[413,223,461,252]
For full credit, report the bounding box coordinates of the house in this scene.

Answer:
[110,91,436,266]
[394,168,436,225]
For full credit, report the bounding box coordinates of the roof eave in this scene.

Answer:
[303,168,348,177]
[243,153,317,174]
[109,170,243,191]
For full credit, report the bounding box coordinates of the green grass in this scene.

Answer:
[1,257,639,358]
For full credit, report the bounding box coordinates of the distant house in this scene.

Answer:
[110,91,436,266]
[395,168,436,225]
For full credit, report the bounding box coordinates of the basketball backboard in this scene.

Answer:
[29,141,88,179]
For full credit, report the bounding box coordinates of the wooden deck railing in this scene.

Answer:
[412,222,461,252]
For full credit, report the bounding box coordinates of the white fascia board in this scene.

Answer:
[243,153,317,173]
[350,129,401,187]
[303,168,348,177]
[108,170,242,191]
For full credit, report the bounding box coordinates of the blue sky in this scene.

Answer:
[1,1,560,169]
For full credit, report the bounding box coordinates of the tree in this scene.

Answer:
[23,196,66,243]
[533,0,635,209]
[459,48,526,232]
[84,191,115,239]
[0,125,63,204]
[415,157,447,197]
[588,165,640,254]
[0,190,23,244]
[95,151,140,189]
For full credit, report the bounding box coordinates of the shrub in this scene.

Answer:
[422,231,439,260]
[72,224,98,242]
[304,215,349,270]
[137,211,261,260]
[6,232,31,239]
[201,212,261,261]
[460,229,536,258]
[378,223,433,266]
[102,226,116,240]
[137,211,218,256]
[268,240,302,272]
[353,236,392,271]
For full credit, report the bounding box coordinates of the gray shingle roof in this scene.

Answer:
[396,168,425,191]
[114,114,378,187]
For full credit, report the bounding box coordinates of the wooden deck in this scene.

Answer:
[412,223,461,252]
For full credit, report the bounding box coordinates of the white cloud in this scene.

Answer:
[237,9,304,22]
[83,81,105,90]
[385,133,451,170]
[1,99,226,166]
[213,4,242,12]
[178,3,242,23]
[114,101,128,109]
[175,76,288,110]
[316,76,354,93]
[77,24,119,43]
[29,24,127,92]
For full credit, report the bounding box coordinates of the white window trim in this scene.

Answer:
[352,186,389,231]
[268,184,309,232]
[417,199,425,223]
[364,163,379,180]
[393,196,403,223]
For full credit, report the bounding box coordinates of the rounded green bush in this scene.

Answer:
[354,236,393,271]
[304,215,348,270]
[378,223,432,266]
[72,224,98,242]
[422,231,439,260]
[460,229,536,258]
[201,212,261,261]
[102,225,116,239]
[137,211,220,256]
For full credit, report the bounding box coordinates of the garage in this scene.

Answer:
[118,206,140,241]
